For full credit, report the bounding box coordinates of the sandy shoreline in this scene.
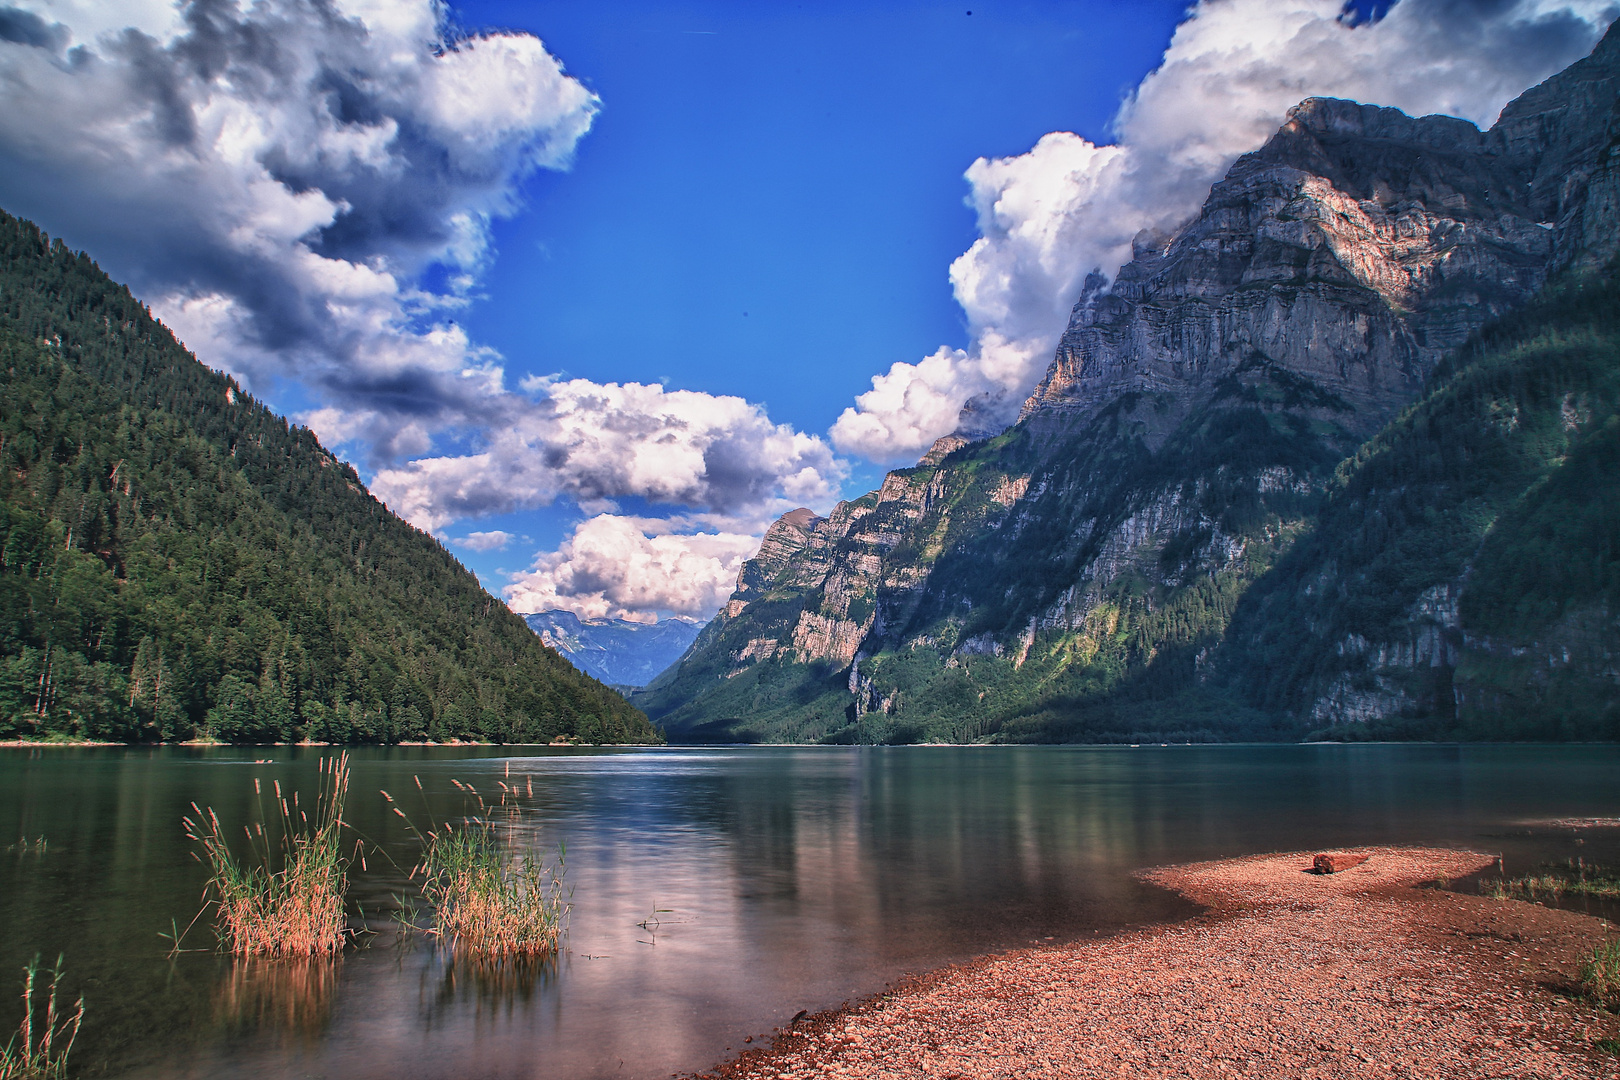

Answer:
[695,848,1620,1079]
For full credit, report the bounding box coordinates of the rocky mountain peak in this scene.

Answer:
[1018,81,1580,439]
[640,27,1620,744]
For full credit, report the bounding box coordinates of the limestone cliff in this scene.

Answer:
[641,26,1620,743]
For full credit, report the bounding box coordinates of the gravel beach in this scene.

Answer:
[695,847,1620,1079]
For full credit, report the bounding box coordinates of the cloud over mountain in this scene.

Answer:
[8,0,1612,623]
[0,0,594,448]
[830,0,1616,464]
[503,515,761,622]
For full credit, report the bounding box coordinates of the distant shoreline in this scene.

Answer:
[5,739,1619,750]
[695,847,1620,1079]
[0,739,647,748]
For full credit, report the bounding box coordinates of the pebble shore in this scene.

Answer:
[695,847,1620,1079]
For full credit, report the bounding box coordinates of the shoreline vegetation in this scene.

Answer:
[10,738,1620,751]
[695,848,1620,1079]
[184,754,353,956]
[0,738,649,748]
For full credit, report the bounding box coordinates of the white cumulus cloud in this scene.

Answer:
[830,0,1617,463]
[504,515,761,622]
[367,378,844,533]
[0,0,597,446]
[454,530,514,552]
[0,0,848,624]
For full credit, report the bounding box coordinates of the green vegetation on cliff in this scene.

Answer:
[644,271,1620,745]
[0,210,659,744]
[1225,271,1620,740]
[643,383,1354,744]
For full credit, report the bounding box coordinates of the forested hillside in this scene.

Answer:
[0,210,659,744]
[1224,273,1620,739]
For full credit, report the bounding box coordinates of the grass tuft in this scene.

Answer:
[1481,859,1620,903]
[1580,939,1620,1002]
[419,823,567,956]
[184,754,353,956]
[0,955,82,1080]
[388,772,568,957]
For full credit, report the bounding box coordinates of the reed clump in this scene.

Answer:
[184,754,352,956]
[388,774,567,957]
[0,955,83,1080]
[419,823,566,956]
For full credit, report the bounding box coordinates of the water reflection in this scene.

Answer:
[0,744,1617,1079]
[420,948,559,1019]
[214,957,339,1040]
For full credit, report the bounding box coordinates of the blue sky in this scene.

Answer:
[453,0,1188,435]
[0,0,1609,621]
[443,0,1189,569]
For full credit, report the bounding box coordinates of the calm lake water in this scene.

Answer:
[1,743,1617,1079]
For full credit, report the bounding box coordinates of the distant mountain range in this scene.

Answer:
[640,25,1620,744]
[0,212,660,745]
[523,611,704,689]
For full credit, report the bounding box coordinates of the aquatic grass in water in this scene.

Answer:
[0,955,82,1080]
[184,754,354,956]
[386,772,567,957]
[420,824,567,956]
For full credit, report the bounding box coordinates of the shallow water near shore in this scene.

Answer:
[2,742,1617,1079]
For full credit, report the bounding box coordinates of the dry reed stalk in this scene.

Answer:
[184,753,353,956]
[0,955,82,1080]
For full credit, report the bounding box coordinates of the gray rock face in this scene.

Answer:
[1025,104,1544,437]
[1494,24,1620,273]
[1025,26,1620,440]
[644,26,1620,740]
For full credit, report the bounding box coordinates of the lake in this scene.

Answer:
[2,743,1617,1078]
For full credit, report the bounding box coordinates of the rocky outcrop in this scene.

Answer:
[1023,99,1550,435]
[644,26,1620,742]
[1307,585,1462,725]
[1493,25,1620,273]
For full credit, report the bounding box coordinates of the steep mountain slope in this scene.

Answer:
[1224,273,1620,740]
[0,211,659,745]
[642,25,1620,744]
[523,611,704,688]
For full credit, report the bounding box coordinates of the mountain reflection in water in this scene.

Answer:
[2,744,1617,1079]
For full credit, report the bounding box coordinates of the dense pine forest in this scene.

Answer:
[0,210,659,744]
